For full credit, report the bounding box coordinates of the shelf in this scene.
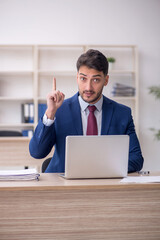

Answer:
[37,97,47,101]
[109,70,135,75]
[0,71,33,76]
[38,70,134,76]
[0,97,34,101]
[111,96,136,101]
[38,70,76,77]
[87,44,137,48]
[0,123,34,128]
[0,137,31,142]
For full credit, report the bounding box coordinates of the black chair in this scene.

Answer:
[42,157,52,173]
[0,130,22,137]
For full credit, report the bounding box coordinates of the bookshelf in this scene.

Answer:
[85,45,139,131]
[0,44,139,165]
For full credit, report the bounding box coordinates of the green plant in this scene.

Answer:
[149,85,160,140]
[107,57,116,63]
[149,86,160,99]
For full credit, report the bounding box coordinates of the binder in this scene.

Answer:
[29,103,34,123]
[21,103,29,123]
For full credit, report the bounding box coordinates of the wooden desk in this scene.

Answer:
[0,173,160,240]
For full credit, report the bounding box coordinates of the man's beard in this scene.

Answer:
[80,89,103,104]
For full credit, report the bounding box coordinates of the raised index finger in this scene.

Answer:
[53,77,56,91]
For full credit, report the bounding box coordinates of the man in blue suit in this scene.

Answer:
[29,49,143,173]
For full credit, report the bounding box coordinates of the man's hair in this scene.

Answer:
[76,49,108,76]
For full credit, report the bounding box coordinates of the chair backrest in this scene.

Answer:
[0,131,22,137]
[42,158,52,173]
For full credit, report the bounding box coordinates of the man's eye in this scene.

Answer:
[80,77,85,81]
[93,78,99,82]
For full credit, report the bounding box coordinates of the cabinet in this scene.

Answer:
[0,45,139,167]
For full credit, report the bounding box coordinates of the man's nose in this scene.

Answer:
[86,80,92,90]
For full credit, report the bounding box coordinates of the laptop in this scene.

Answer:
[61,135,129,179]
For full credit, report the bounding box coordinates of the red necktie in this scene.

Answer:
[86,105,98,135]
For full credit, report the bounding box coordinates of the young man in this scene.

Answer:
[29,49,144,173]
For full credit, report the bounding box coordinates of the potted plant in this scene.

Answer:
[149,85,160,140]
[107,57,116,70]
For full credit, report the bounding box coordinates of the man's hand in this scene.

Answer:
[45,77,65,120]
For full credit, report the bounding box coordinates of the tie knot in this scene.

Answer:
[88,105,96,112]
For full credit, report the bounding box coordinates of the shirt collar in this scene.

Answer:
[78,95,103,112]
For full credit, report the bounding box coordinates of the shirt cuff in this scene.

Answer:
[43,113,55,126]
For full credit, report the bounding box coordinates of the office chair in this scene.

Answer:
[0,130,22,137]
[42,157,52,173]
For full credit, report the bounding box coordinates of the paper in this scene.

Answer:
[120,176,160,183]
[0,168,40,181]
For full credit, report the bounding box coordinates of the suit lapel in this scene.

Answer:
[69,94,83,135]
[68,94,113,135]
[101,97,114,135]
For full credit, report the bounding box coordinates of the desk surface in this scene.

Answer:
[1,172,160,240]
[0,172,160,191]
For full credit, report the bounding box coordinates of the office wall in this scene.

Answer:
[0,0,160,171]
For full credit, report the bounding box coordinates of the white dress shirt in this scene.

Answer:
[43,112,55,126]
[78,95,103,135]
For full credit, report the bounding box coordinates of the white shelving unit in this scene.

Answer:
[86,45,139,131]
[0,44,139,137]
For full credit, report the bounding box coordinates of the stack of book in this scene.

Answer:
[0,168,40,181]
[111,83,135,97]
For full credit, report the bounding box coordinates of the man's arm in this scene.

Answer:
[29,77,65,159]
[29,119,56,159]
[127,113,144,173]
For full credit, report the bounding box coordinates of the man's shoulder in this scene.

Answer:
[103,95,131,112]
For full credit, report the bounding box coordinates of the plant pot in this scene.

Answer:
[109,62,114,71]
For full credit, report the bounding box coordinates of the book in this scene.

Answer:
[0,168,40,181]
[22,129,33,138]
[111,83,135,97]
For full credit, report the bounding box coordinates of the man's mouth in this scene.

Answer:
[83,91,95,97]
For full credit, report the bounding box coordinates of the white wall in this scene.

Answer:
[0,0,160,171]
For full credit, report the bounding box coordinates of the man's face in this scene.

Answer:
[77,66,109,104]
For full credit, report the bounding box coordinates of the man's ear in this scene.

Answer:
[104,75,109,86]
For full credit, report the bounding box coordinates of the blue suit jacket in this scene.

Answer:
[29,93,143,173]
